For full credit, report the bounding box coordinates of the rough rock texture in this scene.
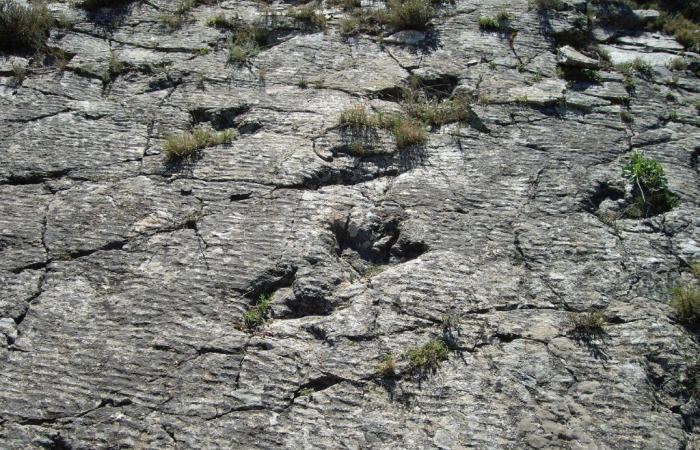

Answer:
[1,0,699,449]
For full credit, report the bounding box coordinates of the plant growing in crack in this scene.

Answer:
[567,310,609,360]
[621,152,679,218]
[163,128,233,162]
[243,293,272,330]
[375,355,397,378]
[671,284,700,326]
[406,338,449,373]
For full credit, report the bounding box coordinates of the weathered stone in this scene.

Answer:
[0,0,698,448]
[557,45,601,68]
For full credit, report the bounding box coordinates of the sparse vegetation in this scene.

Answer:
[568,311,606,334]
[297,387,315,397]
[227,20,273,63]
[622,152,679,217]
[406,339,449,371]
[376,355,397,378]
[671,285,700,325]
[388,0,434,30]
[478,12,512,31]
[11,61,26,84]
[243,293,272,330]
[288,2,327,29]
[339,106,427,150]
[160,0,216,30]
[102,53,124,83]
[441,314,461,332]
[163,128,233,161]
[617,58,654,79]
[0,0,54,54]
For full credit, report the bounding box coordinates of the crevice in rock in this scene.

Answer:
[64,240,127,260]
[189,105,251,131]
[293,374,346,399]
[2,169,71,187]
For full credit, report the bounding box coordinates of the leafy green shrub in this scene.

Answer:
[164,128,233,161]
[243,293,272,330]
[406,339,449,371]
[622,152,679,217]
[671,285,700,325]
[0,0,54,53]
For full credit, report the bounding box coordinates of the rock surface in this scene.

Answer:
[0,0,699,449]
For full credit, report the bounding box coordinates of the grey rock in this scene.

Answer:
[0,0,698,448]
[557,45,600,69]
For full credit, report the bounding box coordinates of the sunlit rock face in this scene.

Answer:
[0,0,699,448]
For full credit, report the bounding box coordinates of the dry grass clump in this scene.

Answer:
[0,0,54,53]
[164,128,233,161]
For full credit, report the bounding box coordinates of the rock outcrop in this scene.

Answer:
[1,0,699,448]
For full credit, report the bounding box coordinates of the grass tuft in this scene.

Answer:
[406,339,449,371]
[243,293,272,330]
[375,355,397,378]
[0,0,54,54]
[671,285,700,325]
[164,128,233,161]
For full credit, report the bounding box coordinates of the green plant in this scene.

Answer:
[207,13,237,29]
[159,0,216,29]
[693,262,700,279]
[287,2,327,28]
[388,0,434,31]
[0,0,54,54]
[163,128,233,161]
[441,314,461,332]
[376,355,396,377]
[667,57,688,71]
[243,293,272,330]
[339,16,361,36]
[227,21,272,63]
[406,339,449,371]
[620,110,633,123]
[102,53,124,83]
[622,152,679,217]
[618,58,654,79]
[661,13,700,52]
[478,15,500,30]
[339,106,427,150]
[297,387,315,397]
[671,285,700,325]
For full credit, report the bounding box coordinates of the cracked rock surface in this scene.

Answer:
[1,0,699,448]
